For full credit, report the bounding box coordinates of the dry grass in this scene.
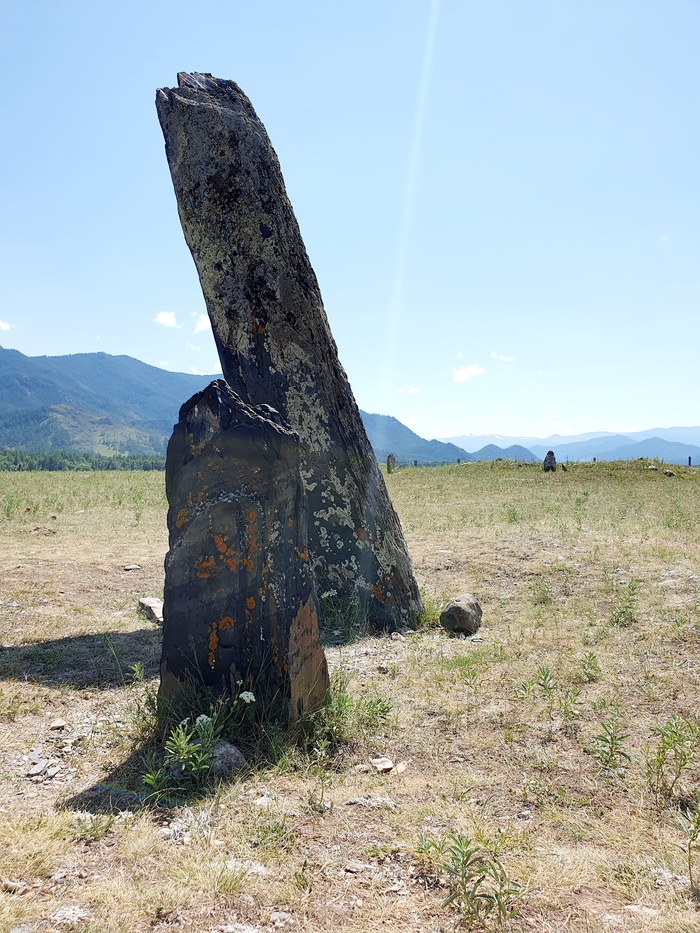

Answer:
[1,461,700,931]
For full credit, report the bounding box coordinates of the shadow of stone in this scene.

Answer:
[0,628,161,689]
[60,746,183,814]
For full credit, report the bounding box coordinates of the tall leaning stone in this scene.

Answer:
[156,73,422,629]
[161,379,329,723]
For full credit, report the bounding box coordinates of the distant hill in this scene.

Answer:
[0,346,218,435]
[471,444,538,462]
[2,347,698,465]
[603,437,700,465]
[360,412,470,464]
[443,426,700,455]
[529,434,634,460]
[0,347,468,463]
[0,405,167,456]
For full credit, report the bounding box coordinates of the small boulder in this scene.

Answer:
[664,470,676,477]
[543,451,557,472]
[138,597,164,625]
[209,741,247,777]
[440,594,482,635]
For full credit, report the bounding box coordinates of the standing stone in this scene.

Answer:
[160,379,329,724]
[543,450,557,472]
[156,73,422,629]
[387,453,397,474]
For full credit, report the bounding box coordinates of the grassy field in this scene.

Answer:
[1,461,700,931]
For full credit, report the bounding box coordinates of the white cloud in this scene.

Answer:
[189,367,208,376]
[0,320,11,331]
[395,385,421,395]
[185,342,200,352]
[193,313,211,334]
[453,364,486,383]
[154,311,181,329]
[490,351,515,362]
[158,360,171,369]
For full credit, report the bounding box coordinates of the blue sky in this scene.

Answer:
[1,0,698,440]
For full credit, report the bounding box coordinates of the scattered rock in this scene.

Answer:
[664,469,676,477]
[370,757,395,773]
[49,719,67,731]
[344,860,371,873]
[386,453,396,474]
[209,741,247,777]
[440,594,482,635]
[225,858,266,876]
[2,879,29,894]
[138,597,164,625]
[648,465,658,471]
[26,760,48,777]
[123,564,141,571]
[346,796,397,809]
[50,905,94,927]
[390,631,405,641]
[269,911,293,927]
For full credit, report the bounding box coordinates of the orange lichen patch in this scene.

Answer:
[355,527,369,541]
[208,622,220,668]
[288,517,295,527]
[246,596,256,610]
[197,471,205,481]
[195,555,217,578]
[258,585,266,598]
[251,314,266,334]
[372,580,394,606]
[219,616,235,630]
[295,548,309,562]
[214,534,229,554]
[187,492,194,507]
[248,511,256,523]
[176,508,191,529]
[241,557,254,572]
[197,492,204,503]
[224,557,238,572]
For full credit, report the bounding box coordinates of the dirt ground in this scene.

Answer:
[2,465,700,932]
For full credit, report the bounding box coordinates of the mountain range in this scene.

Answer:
[0,346,697,465]
[442,429,700,465]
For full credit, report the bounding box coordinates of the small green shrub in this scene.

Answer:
[587,720,631,771]
[417,830,521,927]
[610,579,639,627]
[645,714,700,803]
[572,651,602,684]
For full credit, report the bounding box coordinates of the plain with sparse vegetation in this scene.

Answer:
[1,459,700,931]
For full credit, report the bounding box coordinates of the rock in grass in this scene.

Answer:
[210,741,247,776]
[156,73,422,631]
[440,594,482,636]
[138,597,164,625]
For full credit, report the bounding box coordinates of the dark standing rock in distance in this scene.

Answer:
[160,379,329,723]
[543,450,557,472]
[387,453,396,474]
[156,73,422,629]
